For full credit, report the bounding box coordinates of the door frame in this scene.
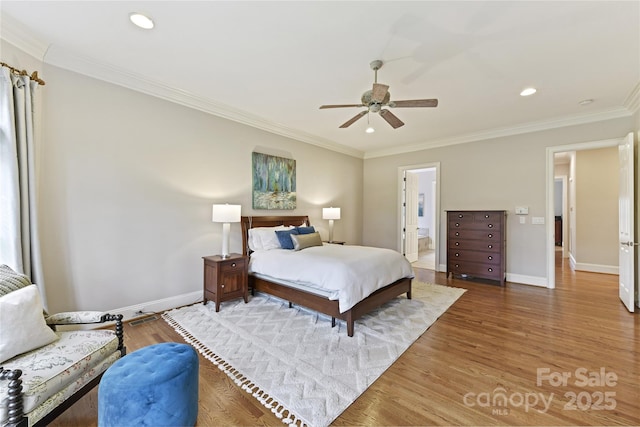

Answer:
[545,137,626,289]
[397,162,441,270]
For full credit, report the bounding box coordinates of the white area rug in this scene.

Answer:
[163,282,465,427]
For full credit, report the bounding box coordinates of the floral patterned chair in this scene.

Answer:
[0,265,125,427]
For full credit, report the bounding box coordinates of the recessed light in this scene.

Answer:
[130,13,154,29]
[520,87,537,97]
[365,127,375,134]
[578,99,594,106]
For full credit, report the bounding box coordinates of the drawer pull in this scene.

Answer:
[488,256,493,260]
[488,268,493,272]
[231,263,236,267]
[455,223,460,227]
[488,224,493,228]
[455,253,460,257]
[455,232,460,236]
[488,233,493,238]
[488,244,493,249]
[485,214,490,218]
[458,214,463,218]
[221,284,225,288]
[455,242,460,246]
[455,264,459,268]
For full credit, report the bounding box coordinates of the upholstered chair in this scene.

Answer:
[0,265,125,427]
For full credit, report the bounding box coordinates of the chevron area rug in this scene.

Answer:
[163,281,465,427]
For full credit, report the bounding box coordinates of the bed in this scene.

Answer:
[241,215,413,336]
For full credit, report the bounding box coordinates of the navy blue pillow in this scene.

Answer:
[296,226,315,235]
[275,229,299,250]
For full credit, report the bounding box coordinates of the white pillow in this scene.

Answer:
[248,226,294,251]
[0,285,59,363]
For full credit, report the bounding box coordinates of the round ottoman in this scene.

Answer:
[98,342,198,427]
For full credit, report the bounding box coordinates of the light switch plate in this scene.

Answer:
[515,206,529,215]
[532,216,545,225]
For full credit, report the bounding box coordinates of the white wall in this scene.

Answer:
[363,119,636,284]
[417,168,435,245]
[574,147,619,271]
[2,41,363,315]
[635,110,640,306]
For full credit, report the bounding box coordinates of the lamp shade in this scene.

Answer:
[212,204,241,223]
[322,207,341,220]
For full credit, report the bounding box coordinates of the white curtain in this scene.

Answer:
[0,66,46,304]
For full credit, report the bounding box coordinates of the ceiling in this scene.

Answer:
[1,1,639,159]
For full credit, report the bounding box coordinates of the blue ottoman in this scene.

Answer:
[98,342,199,427]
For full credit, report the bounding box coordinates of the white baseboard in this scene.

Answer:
[506,273,548,287]
[112,291,202,322]
[573,262,619,275]
[437,264,547,287]
[63,291,203,331]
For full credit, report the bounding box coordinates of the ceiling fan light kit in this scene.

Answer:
[320,60,438,130]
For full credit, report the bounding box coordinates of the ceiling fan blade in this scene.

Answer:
[339,111,367,128]
[391,99,438,108]
[320,104,364,109]
[371,83,389,103]
[379,109,405,129]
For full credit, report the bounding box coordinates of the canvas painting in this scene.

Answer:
[252,152,296,210]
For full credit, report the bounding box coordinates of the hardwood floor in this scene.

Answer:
[51,255,640,426]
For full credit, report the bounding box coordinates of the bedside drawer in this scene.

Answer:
[221,259,246,273]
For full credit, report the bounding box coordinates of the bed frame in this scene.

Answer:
[241,215,412,337]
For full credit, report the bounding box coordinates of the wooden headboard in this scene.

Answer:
[241,215,310,256]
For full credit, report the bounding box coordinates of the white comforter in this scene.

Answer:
[248,244,414,313]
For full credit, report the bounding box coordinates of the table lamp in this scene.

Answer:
[322,207,340,243]
[212,204,241,258]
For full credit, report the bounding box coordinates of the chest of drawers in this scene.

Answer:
[447,210,506,286]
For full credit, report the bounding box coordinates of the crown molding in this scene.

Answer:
[364,107,633,159]
[623,80,640,113]
[0,13,49,60]
[42,44,364,159]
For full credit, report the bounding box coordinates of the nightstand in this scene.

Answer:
[202,253,248,312]
[324,241,345,245]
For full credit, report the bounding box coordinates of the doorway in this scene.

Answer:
[546,138,627,289]
[399,163,440,271]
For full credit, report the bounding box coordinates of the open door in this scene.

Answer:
[619,132,636,312]
[404,171,419,262]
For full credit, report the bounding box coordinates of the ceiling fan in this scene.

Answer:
[319,60,438,129]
